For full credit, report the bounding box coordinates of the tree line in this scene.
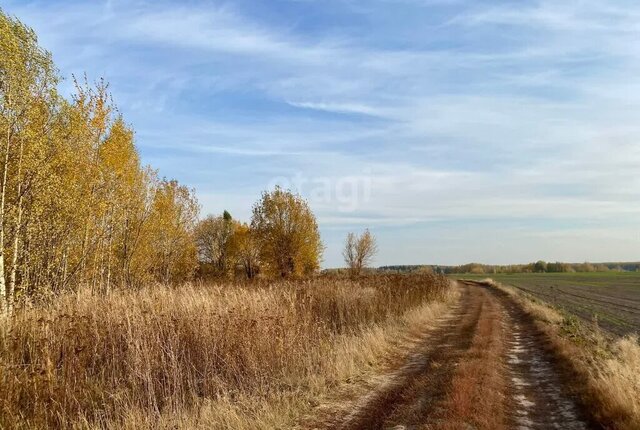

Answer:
[380,261,640,275]
[438,261,640,274]
[0,12,203,312]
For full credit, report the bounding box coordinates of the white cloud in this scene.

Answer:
[6,0,640,265]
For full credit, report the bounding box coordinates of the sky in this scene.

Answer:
[3,0,640,267]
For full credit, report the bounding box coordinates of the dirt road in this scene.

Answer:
[313,281,595,430]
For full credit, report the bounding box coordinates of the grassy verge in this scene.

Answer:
[0,274,452,429]
[483,278,640,430]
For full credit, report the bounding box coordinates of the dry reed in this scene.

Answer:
[0,273,450,429]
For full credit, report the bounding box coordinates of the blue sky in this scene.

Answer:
[4,0,640,267]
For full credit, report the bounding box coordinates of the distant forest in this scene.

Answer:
[377,262,640,275]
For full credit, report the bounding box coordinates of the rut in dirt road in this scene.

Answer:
[312,281,595,430]
[500,289,586,429]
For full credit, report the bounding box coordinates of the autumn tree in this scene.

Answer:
[251,187,323,278]
[227,222,260,279]
[147,179,199,284]
[343,229,378,277]
[1,11,58,312]
[195,211,235,277]
[0,10,201,308]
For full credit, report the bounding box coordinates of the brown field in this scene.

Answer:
[461,272,640,336]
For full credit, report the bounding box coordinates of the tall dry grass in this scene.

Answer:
[0,273,451,429]
[590,335,640,429]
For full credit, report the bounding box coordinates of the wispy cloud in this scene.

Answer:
[5,0,640,265]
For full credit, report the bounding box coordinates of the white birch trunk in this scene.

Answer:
[0,125,11,314]
[7,138,24,312]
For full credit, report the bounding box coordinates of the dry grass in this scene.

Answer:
[0,273,451,429]
[591,335,640,429]
[438,290,505,430]
[484,278,640,430]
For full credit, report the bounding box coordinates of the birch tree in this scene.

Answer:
[148,180,199,284]
[0,10,202,308]
[0,11,57,312]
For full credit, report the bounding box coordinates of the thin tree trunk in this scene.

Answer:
[8,196,22,311]
[0,123,11,314]
[23,239,30,296]
[61,248,68,290]
[122,215,129,288]
[8,137,25,312]
[105,209,113,294]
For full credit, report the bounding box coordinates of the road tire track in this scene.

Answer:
[309,281,596,430]
[312,284,482,429]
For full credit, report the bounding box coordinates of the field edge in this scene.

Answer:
[480,278,640,430]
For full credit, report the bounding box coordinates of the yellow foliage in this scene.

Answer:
[250,187,324,278]
[0,11,200,308]
[227,221,260,279]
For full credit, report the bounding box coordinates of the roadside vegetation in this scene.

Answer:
[484,279,640,430]
[0,274,453,429]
